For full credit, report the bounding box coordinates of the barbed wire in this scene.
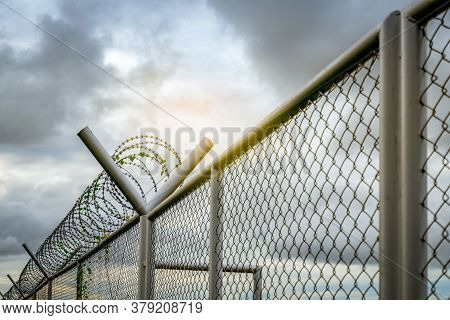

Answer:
[3,135,180,299]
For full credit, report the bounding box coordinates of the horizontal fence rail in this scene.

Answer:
[2,0,448,301]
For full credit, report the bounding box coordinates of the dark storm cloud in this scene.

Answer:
[0,0,177,145]
[0,204,48,255]
[207,0,415,98]
[0,0,177,267]
[0,1,113,144]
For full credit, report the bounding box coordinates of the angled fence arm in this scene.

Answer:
[79,127,213,300]
[6,275,25,299]
[22,244,49,280]
[144,137,214,214]
[23,243,53,300]
[78,127,148,216]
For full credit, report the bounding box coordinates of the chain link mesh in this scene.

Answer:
[79,223,140,300]
[35,284,48,300]
[152,182,211,300]
[52,267,77,300]
[217,53,380,299]
[420,7,449,300]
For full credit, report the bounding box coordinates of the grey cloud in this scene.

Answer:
[0,204,49,255]
[0,2,111,144]
[0,0,182,278]
[0,0,178,145]
[207,0,415,98]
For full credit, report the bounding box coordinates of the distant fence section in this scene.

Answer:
[2,0,448,300]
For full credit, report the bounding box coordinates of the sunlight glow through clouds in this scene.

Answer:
[103,49,140,74]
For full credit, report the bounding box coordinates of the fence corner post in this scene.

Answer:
[379,10,427,299]
[379,9,403,300]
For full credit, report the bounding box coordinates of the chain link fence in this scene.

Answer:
[153,182,211,300]
[35,284,48,300]
[1,1,448,301]
[80,223,140,299]
[218,54,380,300]
[51,267,77,300]
[420,7,449,300]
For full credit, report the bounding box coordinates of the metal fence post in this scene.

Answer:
[47,280,52,300]
[146,218,155,299]
[379,10,427,299]
[6,275,25,299]
[138,216,148,300]
[76,262,82,300]
[253,268,262,300]
[400,12,427,300]
[209,167,222,300]
[22,243,51,300]
[380,10,402,300]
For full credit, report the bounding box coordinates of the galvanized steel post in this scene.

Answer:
[138,216,148,300]
[209,167,222,300]
[379,10,427,299]
[379,11,403,300]
[253,268,262,300]
[47,280,52,300]
[146,218,155,300]
[76,262,82,300]
[78,127,150,300]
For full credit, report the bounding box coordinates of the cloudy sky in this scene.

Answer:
[0,0,418,294]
